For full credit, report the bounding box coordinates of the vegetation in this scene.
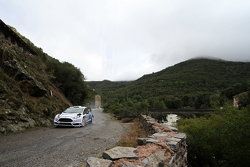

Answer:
[11,26,90,105]
[118,119,147,147]
[46,58,88,105]
[178,106,250,167]
[88,58,250,117]
[89,58,250,166]
[0,21,90,133]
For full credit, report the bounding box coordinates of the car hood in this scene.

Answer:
[59,113,83,118]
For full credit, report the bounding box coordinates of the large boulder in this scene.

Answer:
[102,146,138,160]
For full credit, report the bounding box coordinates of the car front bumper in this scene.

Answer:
[54,120,82,127]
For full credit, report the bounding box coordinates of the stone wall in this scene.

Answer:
[86,115,187,167]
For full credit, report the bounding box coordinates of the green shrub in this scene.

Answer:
[179,107,250,167]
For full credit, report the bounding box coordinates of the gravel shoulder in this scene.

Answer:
[0,109,128,167]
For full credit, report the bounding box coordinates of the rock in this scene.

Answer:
[0,83,7,95]
[86,157,112,167]
[102,146,138,160]
[39,119,51,126]
[20,117,35,126]
[27,118,36,127]
[86,114,187,167]
[166,141,179,152]
[112,159,144,167]
[151,132,169,139]
[0,127,6,133]
[173,133,186,139]
[145,138,159,145]
[121,163,144,167]
[19,80,47,97]
[168,155,175,165]
[163,125,178,132]
[2,59,31,81]
[121,118,134,123]
[6,124,24,132]
[166,137,181,143]
[142,150,165,167]
[19,107,27,115]
[137,138,159,145]
[1,59,47,97]
[0,99,6,104]
[137,138,147,145]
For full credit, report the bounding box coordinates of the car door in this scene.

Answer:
[83,108,90,123]
[87,108,93,123]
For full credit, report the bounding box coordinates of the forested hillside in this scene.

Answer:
[89,58,250,117]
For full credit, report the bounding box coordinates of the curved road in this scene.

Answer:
[0,109,128,167]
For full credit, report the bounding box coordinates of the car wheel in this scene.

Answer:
[81,118,86,127]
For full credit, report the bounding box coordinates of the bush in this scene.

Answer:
[178,107,250,167]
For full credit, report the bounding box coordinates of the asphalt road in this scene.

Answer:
[0,109,128,167]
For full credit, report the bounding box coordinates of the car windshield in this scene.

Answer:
[63,108,83,113]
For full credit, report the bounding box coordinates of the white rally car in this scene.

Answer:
[54,106,93,127]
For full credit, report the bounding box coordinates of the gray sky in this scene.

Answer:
[1,0,250,81]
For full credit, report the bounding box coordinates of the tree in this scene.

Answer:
[48,60,88,105]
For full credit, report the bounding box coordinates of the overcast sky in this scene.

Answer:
[1,0,250,81]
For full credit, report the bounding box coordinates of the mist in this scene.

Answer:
[1,0,250,81]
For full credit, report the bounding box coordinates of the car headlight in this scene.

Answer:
[54,114,60,121]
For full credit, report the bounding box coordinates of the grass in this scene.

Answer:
[118,119,147,147]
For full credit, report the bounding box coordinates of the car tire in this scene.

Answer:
[81,118,86,127]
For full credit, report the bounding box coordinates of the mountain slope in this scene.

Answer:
[0,19,88,134]
[87,80,129,95]
[130,58,250,97]
[88,58,250,115]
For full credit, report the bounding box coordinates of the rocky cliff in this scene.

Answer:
[0,19,71,134]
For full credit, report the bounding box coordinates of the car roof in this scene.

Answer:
[68,106,86,109]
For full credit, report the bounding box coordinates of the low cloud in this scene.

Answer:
[1,0,250,81]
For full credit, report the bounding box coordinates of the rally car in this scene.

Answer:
[54,106,93,127]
